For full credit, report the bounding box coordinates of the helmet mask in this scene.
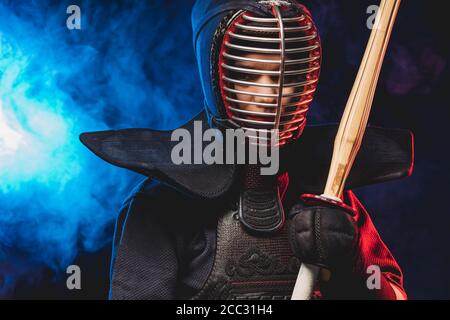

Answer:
[195,0,322,234]
[211,1,322,147]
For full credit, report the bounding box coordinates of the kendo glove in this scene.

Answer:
[288,200,400,299]
[288,203,358,273]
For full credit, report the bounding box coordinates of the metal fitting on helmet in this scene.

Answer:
[214,3,321,146]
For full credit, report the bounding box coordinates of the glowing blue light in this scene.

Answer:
[0,39,78,192]
[0,0,201,297]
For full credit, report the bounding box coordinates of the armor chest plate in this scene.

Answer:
[193,207,302,300]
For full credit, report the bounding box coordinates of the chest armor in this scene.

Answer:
[193,207,308,300]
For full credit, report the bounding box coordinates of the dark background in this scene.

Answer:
[1,0,449,299]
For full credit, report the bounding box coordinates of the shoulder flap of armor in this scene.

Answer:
[80,112,414,198]
[289,124,414,194]
[80,112,237,199]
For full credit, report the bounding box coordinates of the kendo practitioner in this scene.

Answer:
[80,0,413,300]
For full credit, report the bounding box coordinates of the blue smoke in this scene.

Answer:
[0,0,201,296]
[2,0,447,299]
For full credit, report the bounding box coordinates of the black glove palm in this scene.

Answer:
[289,204,358,272]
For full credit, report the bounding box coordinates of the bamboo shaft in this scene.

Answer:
[323,0,401,199]
[292,0,401,300]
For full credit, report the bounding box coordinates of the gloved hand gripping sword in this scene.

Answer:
[291,0,402,300]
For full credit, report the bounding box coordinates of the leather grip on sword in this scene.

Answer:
[291,0,402,300]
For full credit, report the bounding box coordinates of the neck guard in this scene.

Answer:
[80,111,414,199]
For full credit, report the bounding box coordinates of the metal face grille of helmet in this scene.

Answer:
[218,4,321,146]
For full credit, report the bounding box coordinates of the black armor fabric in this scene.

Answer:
[108,177,405,300]
[82,114,413,300]
[193,208,300,300]
[109,178,315,300]
[238,166,285,235]
[80,0,412,300]
[80,113,414,199]
[109,179,220,300]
